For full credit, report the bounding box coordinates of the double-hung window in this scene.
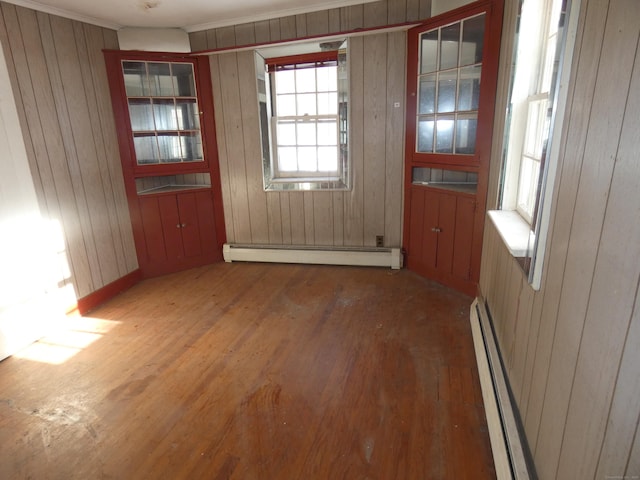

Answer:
[496,0,579,287]
[258,43,349,191]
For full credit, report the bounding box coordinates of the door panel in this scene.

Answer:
[139,196,168,263]
[158,195,183,260]
[177,193,203,258]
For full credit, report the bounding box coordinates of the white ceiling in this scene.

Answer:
[6,0,380,32]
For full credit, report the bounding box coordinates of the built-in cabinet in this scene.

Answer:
[105,51,226,278]
[403,1,503,296]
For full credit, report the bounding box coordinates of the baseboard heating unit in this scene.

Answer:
[470,298,532,480]
[223,244,403,269]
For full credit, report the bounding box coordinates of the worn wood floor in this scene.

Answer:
[0,263,495,479]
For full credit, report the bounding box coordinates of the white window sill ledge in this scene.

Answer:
[487,210,535,258]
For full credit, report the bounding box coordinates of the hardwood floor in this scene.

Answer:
[0,263,495,479]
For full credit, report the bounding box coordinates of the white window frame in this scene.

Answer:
[495,0,580,288]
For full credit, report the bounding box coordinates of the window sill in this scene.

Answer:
[487,210,535,258]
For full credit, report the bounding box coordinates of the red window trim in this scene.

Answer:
[266,51,339,73]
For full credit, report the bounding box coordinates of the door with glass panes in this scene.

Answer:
[403,0,503,296]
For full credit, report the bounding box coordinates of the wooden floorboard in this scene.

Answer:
[0,263,495,479]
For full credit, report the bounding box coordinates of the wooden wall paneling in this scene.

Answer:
[306,10,329,37]
[288,193,306,244]
[219,53,253,243]
[279,16,297,40]
[405,0,422,22]
[73,22,127,279]
[343,36,364,246]
[279,194,292,244]
[269,19,281,42]
[295,14,307,37]
[234,23,256,46]
[254,20,271,44]
[303,192,315,244]
[0,7,46,213]
[384,31,406,247]
[236,51,269,244]
[340,5,364,31]
[537,3,638,477]
[362,34,387,248]
[4,4,95,297]
[364,1,389,28]
[501,261,522,370]
[478,219,496,294]
[595,284,640,478]
[419,0,432,20]
[388,0,408,24]
[216,26,236,49]
[83,24,138,273]
[206,29,218,50]
[509,281,534,406]
[312,193,333,245]
[209,55,236,242]
[332,191,344,246]
[49,15,121,286]
[555,6,640,476]
[189,31,207,51]
[328,9,341,33]
[102,28,118,50]
[628,431,640,479]
[266,193,283,244]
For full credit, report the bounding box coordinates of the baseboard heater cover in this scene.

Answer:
[470,298,531,480]
[223,244,402,269]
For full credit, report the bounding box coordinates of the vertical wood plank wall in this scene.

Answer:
[479,0,640,478]
[0,2,137,299]
[190,0,432,248]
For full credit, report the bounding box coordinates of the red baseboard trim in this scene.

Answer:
[74,269,142,315]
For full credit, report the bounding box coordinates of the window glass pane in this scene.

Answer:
[297,93,317,115]
[134,135,160,164]
[417,117,434,152]
[517,156,540,220]
[276,94,296,117]
[420,30,439,74]
[316,66,337,91]
[317,92,337,115]
[440,23,460,70]
[180,133,203,161]
[435,116,455,153]
[275,70,296,94]
[278,147,298,171]
[171,63,196,97]
[128,98,154,131]
[148,63,173,96]
[153,99,178,130]
[157,133,182,162]
[122,61,148,96]
[297,146,317,170]
[460,14,485,66]
[437,70,458,113]
[318,146,338,171]
[317,121,337,145]
[295,68,316,93]
[458,65,481,111]
[277,121,296,145]
[418,74,437,114]
[175,99,200,130]
[524,98,548,158]
[297,122,316,146]
[455,115,477,154]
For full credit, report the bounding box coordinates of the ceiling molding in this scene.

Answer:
[3,0,122,30]
[184,0,380,33]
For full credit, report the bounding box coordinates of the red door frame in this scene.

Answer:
[402,0,504,295]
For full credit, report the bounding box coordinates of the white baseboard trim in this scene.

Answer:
[470,298,531,480]
[223,244,403,269]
